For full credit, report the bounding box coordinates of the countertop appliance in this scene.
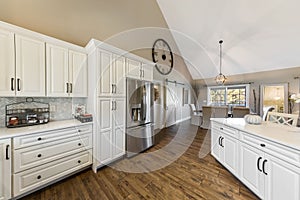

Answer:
[126,78,154,157]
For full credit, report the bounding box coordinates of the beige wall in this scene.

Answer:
[0,0,192,82]
[194,67,300,114]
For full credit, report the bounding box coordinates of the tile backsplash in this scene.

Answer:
[0,97,87,128]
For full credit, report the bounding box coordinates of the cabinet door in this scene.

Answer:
[142,63,153,81]
[15,35,45,96]
[98,50,112,96]
[113,55,126,96]
[264,154,300,200]
[99,130,113,164]
[113,126,125,159]
[0,139,11,200]
[0,29,15,96]
[239,142,264,199]
[222,135,238,175]
[46,44,69,97]
[97,98,113,132]
[114,98,126,128]
[126,59,141,79]
[211,129,221,160]
[69,50,87,97]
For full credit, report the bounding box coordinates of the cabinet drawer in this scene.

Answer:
[14,133,92,173]
[14,124,92,149]
[211,121,238,138]
[13,151,92,197]
[240,131,300,167]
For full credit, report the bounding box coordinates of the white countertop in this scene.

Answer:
[0,119,93,140]
[211,118,300,151]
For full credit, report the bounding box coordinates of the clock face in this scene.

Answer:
[152,39,174,75]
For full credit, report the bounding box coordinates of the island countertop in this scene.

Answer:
[211,118,300,151]
[0,119,93,140]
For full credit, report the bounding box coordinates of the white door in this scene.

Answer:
[113,55,126,97]
[46,44,69,97]
[69,50,87,97]
[239,142,265,199]
[0,139,11,200]
[126,59,141,79]
[222,135,238,175]
[98,50,112,96]
[113,126,125,159]
[0,29,15,96]
[211,130,221,160]
[141,63,153,81]
[165,84,177,127]
[15,35,45,96]
[99,130,113,164]
[175,86,183,123]
[264,154,300,200]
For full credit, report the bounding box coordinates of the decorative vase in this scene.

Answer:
[244,114,262,125]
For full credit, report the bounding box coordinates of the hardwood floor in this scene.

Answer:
[20,121,259,200]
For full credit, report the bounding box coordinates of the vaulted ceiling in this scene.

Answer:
[157,0,300,80]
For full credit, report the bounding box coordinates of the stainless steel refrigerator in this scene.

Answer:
[126,78,154,157]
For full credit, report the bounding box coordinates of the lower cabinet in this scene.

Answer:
[0,139,11,200]
[212,120,300,200]
[12,124,93,198]
[93,98,125,172]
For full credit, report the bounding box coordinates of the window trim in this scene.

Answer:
[207,84,250,107]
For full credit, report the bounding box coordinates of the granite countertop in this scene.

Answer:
[0,119,93,140]
[211,118,300,151]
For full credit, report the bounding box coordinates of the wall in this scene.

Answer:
[0,0,192,83]
[0,97,86,127]
[194,66,300,115]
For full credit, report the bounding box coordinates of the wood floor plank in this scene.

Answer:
[20,122,258,200]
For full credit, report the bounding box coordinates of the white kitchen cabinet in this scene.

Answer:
[97,50,126,97]
[126,58,153,81]
[94,98,125,171]
[0,29,15,96]
[0,139,11,200]
[15,34,45,96]
[211,123,238,176]
[69,50,88,97]
[46,44,87,97]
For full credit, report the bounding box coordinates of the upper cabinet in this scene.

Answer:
[47,44,87,97]
[97,49,126,97]
[15,35,45,97]
[126,58,153,81]
[0,29,15,96]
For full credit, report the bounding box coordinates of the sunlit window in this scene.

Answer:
[207,84,250,107]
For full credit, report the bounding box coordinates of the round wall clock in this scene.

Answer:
[152,39,174,75]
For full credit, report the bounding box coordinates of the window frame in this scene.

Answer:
[207,84,250,107]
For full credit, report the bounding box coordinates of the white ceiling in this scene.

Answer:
[156,0,300,80]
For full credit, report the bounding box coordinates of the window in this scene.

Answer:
[207,84,250,107]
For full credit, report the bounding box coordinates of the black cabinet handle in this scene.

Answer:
[78,130,82,133]
[262,159,268,175]
[11,78,14,91]
[220,127,223,130]
[37,137,42,141]
[17,78,21,91]
[37,154,42,158]
[257,157,262,172]
[37,175,42,179]
[78,160,81,164]
[220,137,224,147]
[70,83,73,93]
[66,83,69,93]
[5,145,10,160]
[78,143,82,146]
[218,136,222,146]
[260,144,266,147]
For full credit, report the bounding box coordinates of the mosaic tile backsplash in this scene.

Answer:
[0,97,87,127]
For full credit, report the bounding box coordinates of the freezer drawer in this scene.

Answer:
[126,124,154,157]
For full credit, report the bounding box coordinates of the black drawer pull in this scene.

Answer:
[37,154,42,158]
[257,157,262,172]
[11,78,14,91]
[78,130,82,132]
[6,145,10,160]
[220,127,223,130]
[37,137,42,141]
[78,143,82,146]
[78,160,81,164]
[260,144,266,147]
[37,175,42,179]
[262,159,268,175]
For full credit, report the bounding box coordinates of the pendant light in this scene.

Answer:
[215,40,227,85]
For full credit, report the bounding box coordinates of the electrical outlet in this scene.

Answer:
[50,105,56,112]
